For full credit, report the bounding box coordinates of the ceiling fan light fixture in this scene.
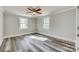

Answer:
[33,12,36,15]
[26,7,42,15]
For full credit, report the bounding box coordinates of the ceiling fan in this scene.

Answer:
[26,7,42,15]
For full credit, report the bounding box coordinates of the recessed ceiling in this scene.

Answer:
[3,6,75,17]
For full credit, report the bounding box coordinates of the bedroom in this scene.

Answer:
[0,6,76,52]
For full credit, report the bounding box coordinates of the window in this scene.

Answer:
[20,17,28,29]
[43,16,50,29]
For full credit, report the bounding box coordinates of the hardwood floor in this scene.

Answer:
[0,33,76,52]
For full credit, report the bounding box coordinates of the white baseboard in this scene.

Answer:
[3,32,35,39]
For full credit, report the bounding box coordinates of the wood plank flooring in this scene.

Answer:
[0,33,76,52]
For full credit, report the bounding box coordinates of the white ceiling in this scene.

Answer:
[3,6,75,17]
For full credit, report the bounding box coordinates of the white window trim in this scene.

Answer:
[19,17,28,30]
[43,16,50,30]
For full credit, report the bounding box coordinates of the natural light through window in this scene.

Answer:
[43,16,50,29]
[20,17,28,29]
[28,35,48,41]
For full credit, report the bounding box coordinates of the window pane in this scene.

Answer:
[20,17,28,29]
[43,16,50,29]
[20,18,26,23]
[20,24,27,29]
[44,17,49,24]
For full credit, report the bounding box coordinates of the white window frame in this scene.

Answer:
[43,16,50,30]
[20,17,28,30]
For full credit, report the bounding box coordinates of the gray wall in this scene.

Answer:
[77,9,79,34]
[4,12,36,36]
[77,8,79,48]
[0,7,4,46]
[37,9,76,42]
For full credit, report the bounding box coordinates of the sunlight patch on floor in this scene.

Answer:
[28,35,48,41]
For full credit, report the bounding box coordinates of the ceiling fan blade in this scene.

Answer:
[27,8,33,11]
[36,11,42,14]
[36,8,41,11]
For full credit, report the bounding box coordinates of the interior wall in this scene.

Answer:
[0,7,4,46]
[4,12,36,36]
[37,9,76,42]
[77,8,79,48]
[77,9,79,34]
